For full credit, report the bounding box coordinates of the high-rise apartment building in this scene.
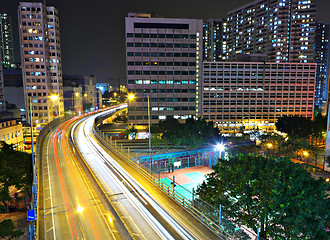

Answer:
[18,2,64,126]
[203,19,226,61]
[125,13,203,125]
[202,61,316,133]
[314,21,330,108]
[0,13,15,68]
[226,0,316,63]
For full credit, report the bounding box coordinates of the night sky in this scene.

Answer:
[2,0,330,87]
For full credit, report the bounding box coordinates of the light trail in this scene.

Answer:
[40,105,217,239]
[71,106,197,240]
[41,107,121,239]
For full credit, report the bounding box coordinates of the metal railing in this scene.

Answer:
[93,114,261,240]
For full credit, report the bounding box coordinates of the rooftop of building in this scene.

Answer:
[227,0,264,15]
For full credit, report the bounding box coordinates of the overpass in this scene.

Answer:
[32,104,259,239]
[32,104,228,239]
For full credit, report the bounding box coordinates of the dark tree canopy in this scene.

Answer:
[152,117,220,149]
[197,154,330,239]
[0,142,32,204]
[0,219,23,239]
[276,115,313,138]
[276,114,327,139]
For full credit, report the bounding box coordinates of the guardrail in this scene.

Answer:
[34,113,75,240]
[33,105,127,239]
[93,112,262,240]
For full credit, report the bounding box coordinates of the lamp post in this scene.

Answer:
[72,92,80,115]
[303,150,309,165]
[50,94,59,118]
[147,95,152,173]
[215,143,225,159]
[28,96,37,210]
[128,94,152,173]
[266,143,273,155]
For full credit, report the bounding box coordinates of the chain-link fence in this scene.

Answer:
[94,113,262,240]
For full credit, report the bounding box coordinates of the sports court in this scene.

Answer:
[158,165,214,201]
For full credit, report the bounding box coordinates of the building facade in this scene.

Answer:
[202,62,316,133]
[125,13,203,125]
[63,85,83,115]
[314,21,330,108]
[0,119,24,151]
[226,0,316,63]
[203,19,226,61]
[3,69,24,111]
[0,13,15,68]
[63,74,98,112]
[18,2,64,126]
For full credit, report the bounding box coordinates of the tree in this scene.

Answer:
[0,142,32,206]
[122,125,138,139]
[197,154,330,239]
[0,219,23,239]
[152,117,220,149]
[259,133,284,153]
[278,138,317,161]
[276,115,313,138]
[312,113,327,139]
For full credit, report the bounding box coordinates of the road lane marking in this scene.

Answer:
[46,134,56,240]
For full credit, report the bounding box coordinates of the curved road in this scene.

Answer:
[38,105,220,239]
[39,114,120,239]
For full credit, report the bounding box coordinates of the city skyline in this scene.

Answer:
[1,0,330,86]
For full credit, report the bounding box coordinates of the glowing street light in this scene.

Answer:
[50,94,59,101]
[128,93,152,173]
[215,143,225,159]
[77,205,84,214]
[128,94,135,101]
[216,143,225,153]
[303,151,309,157]
[75,92,80,97]
[266,143,273,149]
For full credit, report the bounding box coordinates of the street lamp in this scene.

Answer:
[303,150,309,157]
[128,94,135,101]
[28,96,37,210]
[215,143,225,159]
[266,143,273,154]
[50,94,59,101]
[77,205,84,214]
[128,94,152,173]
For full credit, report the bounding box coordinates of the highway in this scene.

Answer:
[39,114,120,239]
[38,105,220,239]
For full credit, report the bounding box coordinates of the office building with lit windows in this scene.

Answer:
[125,13,203,125]
[226,0,316,63]
[18,2,64,126]
[314,21,330,108]
[0,13,15,68]
[203,19,226,61]
[202,61,316,133]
